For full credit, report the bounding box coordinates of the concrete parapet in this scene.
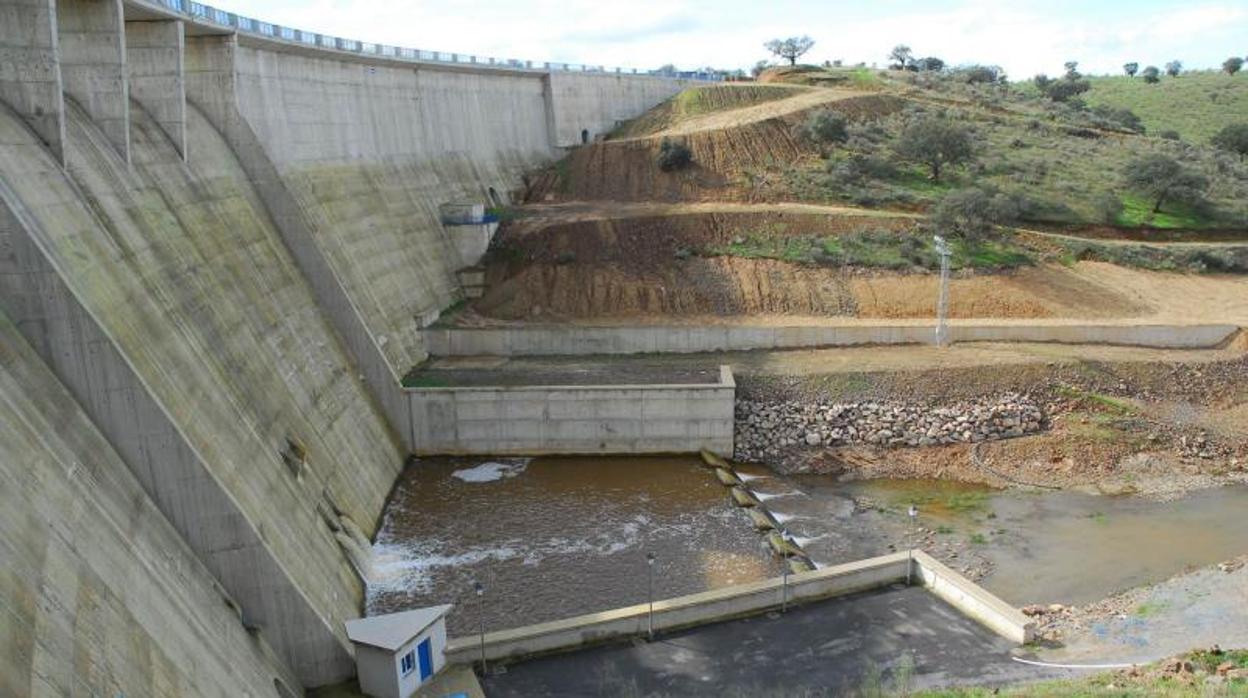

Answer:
[57,0,129,162]
[405,365,735,455]
[125,18,185,159]
[423,323,1242,357]
[0,0,65,163]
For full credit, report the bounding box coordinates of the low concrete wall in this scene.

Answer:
[423,323,1241,357]
[914,550,1035,644]
[443,550,1034,665]
[405,366,735,455]
[445,552,911,664]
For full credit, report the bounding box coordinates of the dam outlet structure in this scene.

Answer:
[0,0,701,694]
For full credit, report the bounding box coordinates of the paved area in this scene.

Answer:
[407,361,720,387]
[480,586,1070,697]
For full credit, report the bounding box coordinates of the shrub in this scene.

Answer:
[1093,192,1124,224]
[799,110,849,146]
[1225,57,1244,75]
[1142,66,1161,83]
[656,138,692,171]
[930,187,1020,241]
[1158,129,1182,141]
[1211,123,1248,160]
[1089,105,1143,133]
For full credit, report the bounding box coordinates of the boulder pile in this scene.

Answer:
[734,393,1045,462]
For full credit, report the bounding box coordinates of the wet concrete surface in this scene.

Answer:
[480,585,1070,697]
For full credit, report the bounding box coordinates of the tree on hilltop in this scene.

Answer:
[1123,154,1207,213]
[1141,66,1161,83]
[1123,62,1139,77]
[764,36,815,66]
[894,117,974,181]
[1225,57,1244,75]
[889,45,914,70]
[916,56,945,72]
[1164,60,1183,77]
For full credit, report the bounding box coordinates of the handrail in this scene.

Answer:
[148,0,720,81]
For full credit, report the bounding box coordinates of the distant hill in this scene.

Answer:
[1082,71,1248,142]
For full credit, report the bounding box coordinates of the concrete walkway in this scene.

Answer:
[480,585,1069,697]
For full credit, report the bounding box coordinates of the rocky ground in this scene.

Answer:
[734,354,1248,497]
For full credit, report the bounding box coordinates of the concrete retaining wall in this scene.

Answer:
[444,550,1033,665]
[0,309,301,698]
[406,365,735,455]
[423,323,1242,357]
[914,551,1035,644]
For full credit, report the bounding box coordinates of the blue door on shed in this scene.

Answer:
[417,637,433,681]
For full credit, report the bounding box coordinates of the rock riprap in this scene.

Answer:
[734,394,1045,462]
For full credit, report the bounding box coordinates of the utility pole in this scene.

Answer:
[474,580,486,675]
[933,235,952,347]
[646,552,656,639]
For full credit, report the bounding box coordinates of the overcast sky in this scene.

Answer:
[208,0,1248,78]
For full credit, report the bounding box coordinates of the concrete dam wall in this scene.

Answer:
[0,1,692,694]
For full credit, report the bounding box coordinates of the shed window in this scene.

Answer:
[400,649,416,675]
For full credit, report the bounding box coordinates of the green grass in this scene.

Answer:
[1135,600,1170,617]
[968,532,987,545]
[1116,194,1211,229]
[1083,71,1248,143]
[707,229,1033,272]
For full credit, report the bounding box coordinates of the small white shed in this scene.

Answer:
[345,605,453,698]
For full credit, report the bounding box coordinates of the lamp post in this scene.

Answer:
[473,580,486,675]
[646,552,656,639]
[907,504,919,585]
[933,235,951,347]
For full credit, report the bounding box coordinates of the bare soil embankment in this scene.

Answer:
[462,210,1248,325]
[525,92,905,203]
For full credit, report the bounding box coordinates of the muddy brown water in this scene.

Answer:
[367,456,781,635]
[369,456,1248,636]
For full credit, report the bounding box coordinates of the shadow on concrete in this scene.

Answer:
[481,585,1067,697]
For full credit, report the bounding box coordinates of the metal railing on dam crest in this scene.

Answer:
[144,0,722,80]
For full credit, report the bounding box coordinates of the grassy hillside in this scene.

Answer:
[1083,71,1248,142]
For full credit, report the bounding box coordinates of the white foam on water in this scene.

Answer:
[451,457,531,483]
[790,534,826,547]
[737,473,768,482]
[756,490,804,502]
[772,512,799,524]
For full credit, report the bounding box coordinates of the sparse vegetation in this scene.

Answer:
[1212,123,1248,160]
[798,109,850,147]
[930,187,1021,241]
[656,137,693,171]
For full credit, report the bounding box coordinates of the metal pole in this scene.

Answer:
[474,581,486,674]
[646,552,655,639]
[907,505,918,585]
[933,235,951,347]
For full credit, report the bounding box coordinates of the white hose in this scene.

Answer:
[1011,656,1138,670]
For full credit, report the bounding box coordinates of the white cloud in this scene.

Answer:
[206,0,1248,76]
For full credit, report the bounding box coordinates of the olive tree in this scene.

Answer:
[764,36,815,66]
[1122,154,1208,213]
[1165,60,1183,77]
[1211,123,1248,160]
[1225,57,1244,75]
[894,117,974,181]
[1142,66,1161,83]
[1123,62,1139,77]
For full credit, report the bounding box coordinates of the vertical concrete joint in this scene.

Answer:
[126,19,186,160]
[56,0,130,163]
[0,0,66,164]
